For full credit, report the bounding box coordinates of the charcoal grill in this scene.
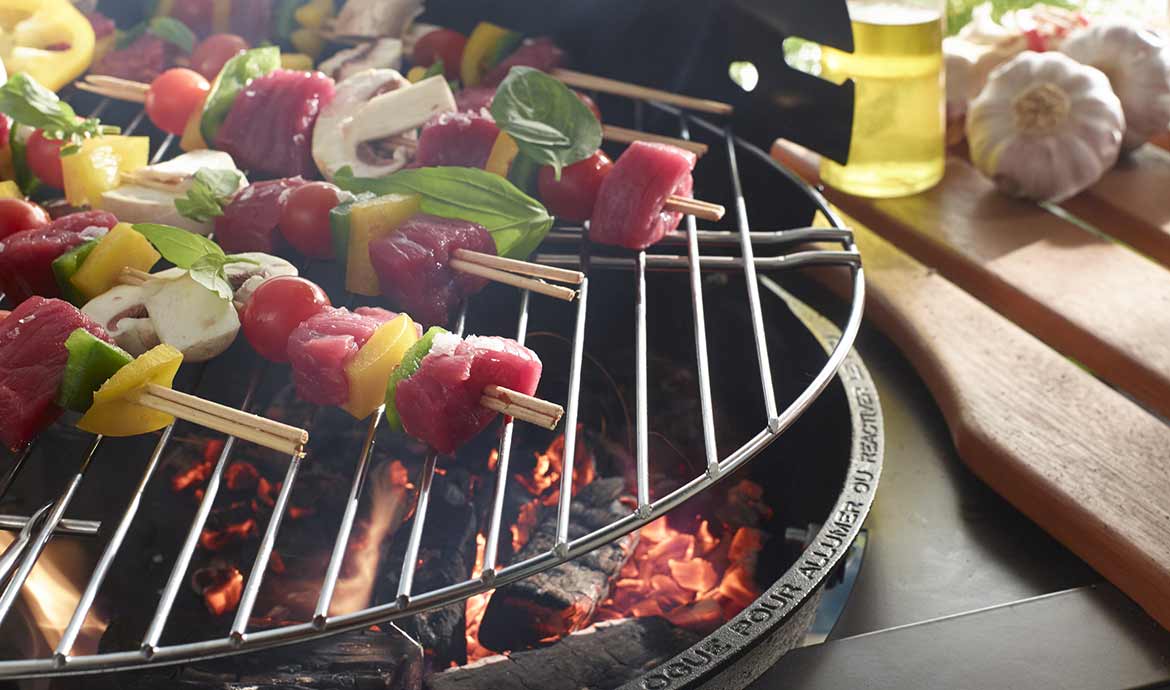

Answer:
[0,24,876,687]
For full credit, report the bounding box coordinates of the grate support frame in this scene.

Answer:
[0,94,865,678]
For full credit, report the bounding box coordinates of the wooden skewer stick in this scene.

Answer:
[553,68,734,116]
[450,258,578,302]
[601,125,708,156]
[452,249,584,285]
[664,196,725,221]
[75,75,148,103]
[480,385,564,431]
[127,383,308,456]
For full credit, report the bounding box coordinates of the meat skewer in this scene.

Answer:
[0,297,308,455]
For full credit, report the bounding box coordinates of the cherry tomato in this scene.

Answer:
[242,276,331,362]
[413,29,467,81]
[279,182,344,258]
[146,69,211,135]
[25,129,64,189]
[0,199,50,240]
[0,116,9,148]
[574,91,602,122]
[537,150,614,222]
[190,34,250,80]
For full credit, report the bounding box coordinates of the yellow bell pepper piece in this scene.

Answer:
[342,314,418,419]
[77,344,182,436]
[461,22,512,87]
[345,193,420,296]
[0,0,95,92]
[0,180,21,198]
[61,135,149,207]
[153,0,175,17]
[211,0,232,33]
[406,65,428,83]
[485,132,519,177]
[280,52,314,71]
[290,27,325,59]
[93,31,114,62]
[69,223,160,301]
[294,0,333,30]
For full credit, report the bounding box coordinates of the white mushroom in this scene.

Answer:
[80,254,297,362]
[81,284,159,357]
[312,70,456,181]
[97,150,247,236]
[141,273,241,363]
[333,0,422,39]
[319,38,403,82]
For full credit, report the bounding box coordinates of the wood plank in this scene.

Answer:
[1061,146,1170,269]
[773,141,1170,421]
[806,208,1170,631]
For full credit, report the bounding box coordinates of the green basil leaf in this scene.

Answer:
[0,74,108,149]
[174,168,243,222]
[188,254,235,301]
[224,254,260,266]
[9,125,40,197]
[490,66,601,178]
[334,166,553,260]
[133,223,225,269]
[148,16,196,54]
[200,46,281,144]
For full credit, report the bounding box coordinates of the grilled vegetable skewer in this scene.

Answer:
[0,297,308,454]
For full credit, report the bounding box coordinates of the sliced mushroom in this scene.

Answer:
[81,284,159,357]
[313,69,455,181]
[319,38,403,82]
[226,253,298,304]
[141,273,241,363]
[97,150,247,236]
[333,0,422,39]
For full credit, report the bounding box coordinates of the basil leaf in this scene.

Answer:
[9,125,39,197]
[335,166,553,259]
[174,168,243,222]
[490,66,601,178]
[0,75,111,148]
[133,223,225,269]
[148,16,196,54]
[200,46,281,144]
[189,254,235,300]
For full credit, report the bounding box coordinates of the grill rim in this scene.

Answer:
[0,97,871,679]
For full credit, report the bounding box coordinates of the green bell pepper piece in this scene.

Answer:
[384,326,447,432]
[52,239,99,306]
[328,191,376,263]
[57,328,133,413]
[200,46,281,145]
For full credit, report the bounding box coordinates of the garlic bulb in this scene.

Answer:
[1060,21,1170,151]
[967,52,1124,203]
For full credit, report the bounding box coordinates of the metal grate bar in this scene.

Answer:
[150,134,176,164]
[0,435,102,627]
[553,276,589,553]
[724,128,779,428]
[0,515,97,536]
[395,304,468,603]
[0,444,35,502]
[482,289,531,579]
[547,227,854,247]
[141,371,264,656]
[678,115,720,476]
[54,424,176,665]
[634,251,651,516]
[313,410,384,627]
[535,250,860,271]
[230,449,304,643]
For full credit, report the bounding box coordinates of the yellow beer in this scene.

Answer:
[820,2,945,198]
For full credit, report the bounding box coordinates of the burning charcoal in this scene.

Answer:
[477,478,637,652]
[427,617,699,690]
[377,466,478,669]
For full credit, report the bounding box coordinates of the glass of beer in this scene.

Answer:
[819,0,946,198]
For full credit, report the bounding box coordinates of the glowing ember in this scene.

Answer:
[199,518,258,551]
[193,562,244,616]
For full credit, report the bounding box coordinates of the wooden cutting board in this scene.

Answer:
[802,205,1170,632]
[773,142,1170,423]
